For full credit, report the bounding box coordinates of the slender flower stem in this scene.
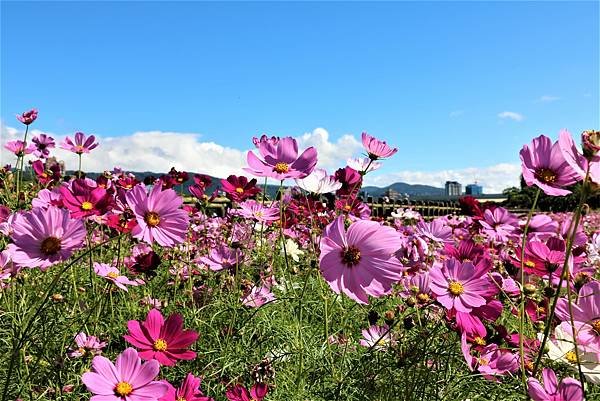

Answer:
[518,188,540,387]
[533,167,591,380]
[78,154,82,178]
[15,125,29,206]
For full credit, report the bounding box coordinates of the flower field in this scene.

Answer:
[1,109,600,401]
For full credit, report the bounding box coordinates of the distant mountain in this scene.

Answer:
[78,171,445,198]
[361,182,445,198]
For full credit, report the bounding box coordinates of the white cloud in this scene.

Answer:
[1,124,362,178]
[497,111,524,122]
[449,110,465,118]
[363,163,521,194]
[297,127,363,171]
[536,95,560,103]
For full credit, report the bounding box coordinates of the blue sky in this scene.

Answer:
[1,1,598,191]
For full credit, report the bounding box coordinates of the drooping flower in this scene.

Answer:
[361,132,398,160]
[159,373,213,401]
[429,259,492,313]
[527,368,583,401]
[124,309,198,367]
[6,206,86,270]
[295,168,342,194]
[319,216,403,304]
[94,263,141,291]
[126,184,190,247]
[59,179,113,219]
[225,383,268,401]
[359,324,397,350]
[16,108,38,125]
[241,285,276,308]
[559,129,600,184]
[30,134,55,158]
[245,136,317,180]
[221,175,261,202]
[520,134,581,196]
[60,131,99,154]
[4,140,33,157]
[81,347,168,401]
[67,332,107,358]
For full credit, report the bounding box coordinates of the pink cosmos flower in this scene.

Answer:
[31,134,55,158]
[429,259,492,313]
[556,280,600,353]
[16,108,38,125]
[126,184,190,247]
[559,129,600,184]
[197,245,243,271]
[241,285,276,308]
[361,132,398,160]
[81,347,168,401]
[67,332,107,358]
[60,179,113,219]
[245,136,317,181]
[460,334,519,379]
[31,188,63,209]
[252,134,279,157]
[295,168,342,194]
[4,140,33,157]
[159,373,213,401]
[235,200,280,222]
[6,206,86,270]
[225,383,268,401]
[479,207,519,242]
[32,160,61,187]
[319,216,403,304]
[124,309,198,367]
[359,324,397,350]
[94,263,141,291]
[520,134,581,196]
[415,218,453,244]
[221,175,261,202]
[527,368,583,401]
[347,157,382,173]
[60,131,99,154]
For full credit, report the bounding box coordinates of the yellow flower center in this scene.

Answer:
[114,381,133,396]
[176,398,186,401]
[107,271,119,279]
[40,237,62,255]
[416,293,430,304]
[592,320,600,335]
[341,246,361,267]
[565,350,578,364]
[144,212,161,227]
[473,336,486,346]
[153,338,168,351]
[273,162,290,173]
[343,204,352,212]
[535,168,557,184]
[235,187,245,193]
[81,201,93,211]
[478,357,489,366]
[525,260,536,269]
[448,281,464,296]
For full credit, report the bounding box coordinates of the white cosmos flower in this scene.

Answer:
[542,324,600,384]
[347,157,382,173]
[282,238,304,262]
[295,168,342,194]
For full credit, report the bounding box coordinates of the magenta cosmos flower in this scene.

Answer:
[31,133,55,158]
[520,134,580,196]
[126,184,190,247]
[429,258,492,313]
[556,280,600,353]
[527,368,583,401]
[225,383,268,401]
[559,129,600,185]
[60,131,99,154]
[319,216,403,304]
[361,132,398,160]
[124,308,198,367]
[6,206,86,270]
[4,140,33,157]
[60,179,113,219]
[94,262,141,291]
[159,373,213,401]
[221,175,261,202]
[245,136,317,181]
[82,347,168,401]
[16,108,38,125]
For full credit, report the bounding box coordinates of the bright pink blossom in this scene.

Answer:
[220,175,261,202]
[81,347,168,401]
[159,373,213,401]
[60,179,113,218]
[527,368,583,401]
[31,133,55,158]
[4,140,33,157]
[124,309,198,367]
[361,132,398,160]
[16,108,38,125]
[245,136,317,181]
[225,383,268,401]
[319,216,403,304]
[126,184,190,247]
[60,131,99,154]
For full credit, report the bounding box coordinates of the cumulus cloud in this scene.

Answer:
[297,127,363,170]
[536,95,560,103]
[363,163,521,194]
[1,124,361,178]
[497,111,524,122]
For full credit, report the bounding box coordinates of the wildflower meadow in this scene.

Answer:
[1,109,600,401]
